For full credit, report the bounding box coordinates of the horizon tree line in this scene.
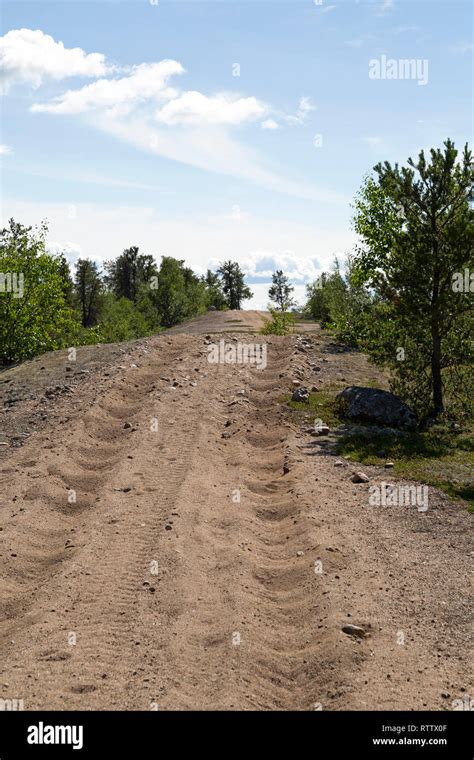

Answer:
[1,138,472,422]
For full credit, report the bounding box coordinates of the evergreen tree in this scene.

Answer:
[104,246,156,303]
[268,269,295,311]
[74,259,104,328]
[217,260,253,309]
[353,139,473,418]
[204,269,227,310]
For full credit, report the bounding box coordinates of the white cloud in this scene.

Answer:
[363,136,388,156]
[47,240,83,265]
[2,199,355,283]
[261,118,279,130]
[84,109,346,203]
[0,144,12,155]
[321,5,337,13]
[363,136,383,146]
[240,250,322,283]
[246,282,308,311]
[392,25,419,35]
[31,61,183,115]
[0,28,112,94]
[449,42,474,55]
[154,91,266,126]
[23,32,336,203]
[283,96,316,126]
[298,96,316,118]
[374,0,394,16]
[18,163,161,191]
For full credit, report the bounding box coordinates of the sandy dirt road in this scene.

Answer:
[0,312,472,710]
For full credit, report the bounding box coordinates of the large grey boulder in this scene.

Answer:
[336,386,416,429]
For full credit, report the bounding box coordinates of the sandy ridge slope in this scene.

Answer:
[0,323,472,709]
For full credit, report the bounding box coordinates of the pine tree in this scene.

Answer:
[353,139,473,418]
[104,246,156,303]
[217,261,253,310]
[268,269,295,311]
[74,259,104,328]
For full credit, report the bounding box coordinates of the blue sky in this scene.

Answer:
[1,0,472,308]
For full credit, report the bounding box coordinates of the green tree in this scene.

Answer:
[352,140,473,418]
[57,253,75,307]
[0,219,78,364]
[305,260,347,326]
[260,308,294,335]
[182,266,207,318]
[98,294,152,342]
[74,258,104,327]
[153,256,190,327]
[204,269,227,310]
[305,272,331,324]
[104,246,157,303]
[268,269,295,311]
[217,260,253,310]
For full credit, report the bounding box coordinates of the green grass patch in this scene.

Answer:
[284,391,341,427]
[336,425,474,511]
[284,390,473,511]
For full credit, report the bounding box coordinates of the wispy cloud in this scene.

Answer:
[10,163,163,191]
[4,30,334,203]
[363,136,383,146]
[392,25,419,35]
[449,42,474,55]
[261,118,279,130]
[0,144,13,155]
[5,28,338,204]
[282,96,316,126]
[30,60,183,115]
[374,0,394,17]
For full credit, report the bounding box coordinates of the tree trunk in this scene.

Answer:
[431,327,444,416]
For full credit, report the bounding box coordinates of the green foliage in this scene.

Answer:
[260,308,295,335]
[182,265,207,319]
[304,258,373,347]
[104,246,157,302]
[336,424,474,510]
[217,260,253,309]
[285,390,341,427]
[149,256,205,327]
[285,388,473,510]
[0,221,259,364]
[74,258,104,327]
[57,253,75,307]
[268,270,295,311]
[204,269,227,310]
[352,139,474,420]
[97,295,153,342]
[0,219,80,364]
